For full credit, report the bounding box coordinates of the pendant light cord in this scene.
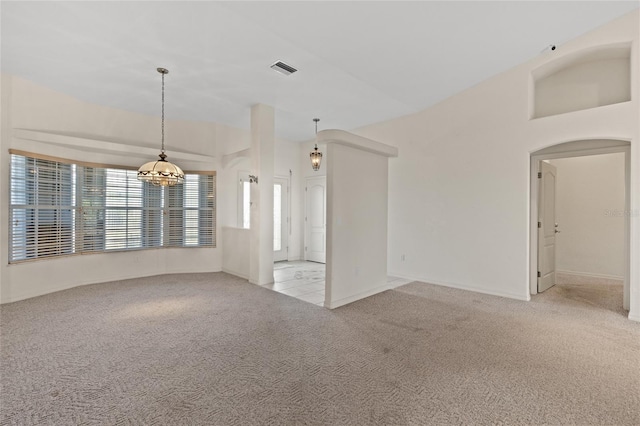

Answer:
[161,71,165,154]
[313,118,320,148]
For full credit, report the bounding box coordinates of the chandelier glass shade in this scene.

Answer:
[137,152,185,187]
[137,68,184,186]
[310,145,322,171]
[310,118,322,171]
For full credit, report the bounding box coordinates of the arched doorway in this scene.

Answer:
[530,139,631,314]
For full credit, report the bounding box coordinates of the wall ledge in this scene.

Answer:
[318,129,398,157]
[12,128,215,163]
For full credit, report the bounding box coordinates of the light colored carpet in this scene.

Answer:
[1,273,638,425]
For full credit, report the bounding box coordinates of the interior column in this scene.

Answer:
[249,104,275,285]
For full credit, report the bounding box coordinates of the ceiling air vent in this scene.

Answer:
[270,61,297,76]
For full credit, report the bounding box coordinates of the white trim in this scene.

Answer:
[2,274,158,304]
[387,278,412,290]
[13,128,215,163]
[388,272,531,301]
[317,129,398,158]
[556,270,624,281]
[628,312,640,322]
[2,268,223,304]
[325,283,391,309]
[221,267,249,280]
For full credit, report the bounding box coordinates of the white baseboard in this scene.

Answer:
[556,270,624,281]
[167,267,222,275]
[387,271,530,301]
[2,268,224,304]
[2,271,165,304]
[628,310,640,322]
[326,283,391,309]
[221,267,249,280]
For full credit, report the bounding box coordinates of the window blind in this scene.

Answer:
[10,156,77,260]
[9,153,216,263]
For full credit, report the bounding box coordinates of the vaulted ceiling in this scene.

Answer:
[2,1,638,142]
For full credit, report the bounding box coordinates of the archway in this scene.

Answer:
[529,139,631,314]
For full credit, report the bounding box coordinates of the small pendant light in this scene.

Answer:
[310,118,322,171]
[137,68,184,186]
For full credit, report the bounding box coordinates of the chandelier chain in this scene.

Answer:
[161,71,165,154]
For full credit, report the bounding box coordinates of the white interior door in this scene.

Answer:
[305,176,326,263]
[538,161,558,292]
[273,177,289,262]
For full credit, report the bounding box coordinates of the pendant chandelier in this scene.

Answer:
[137,68,184,186]
[310,118,322,171]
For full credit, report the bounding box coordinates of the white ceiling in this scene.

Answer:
[2,1,638,142]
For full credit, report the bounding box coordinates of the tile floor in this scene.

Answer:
[262,260,412,307]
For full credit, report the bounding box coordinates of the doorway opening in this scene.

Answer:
[530,140,631,315]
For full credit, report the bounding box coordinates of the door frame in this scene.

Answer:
[537,161,558,293]
[529,140,631,311]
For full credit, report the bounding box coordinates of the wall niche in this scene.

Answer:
[532,44,631,119]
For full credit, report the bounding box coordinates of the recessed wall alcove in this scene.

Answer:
[532,43,631,119]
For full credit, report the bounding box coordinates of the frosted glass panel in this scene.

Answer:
[242,181,251,229]
[274,184,281,251]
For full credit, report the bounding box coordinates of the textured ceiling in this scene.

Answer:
[2,1,638,142]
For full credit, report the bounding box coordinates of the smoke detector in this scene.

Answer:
[270,61,297,76]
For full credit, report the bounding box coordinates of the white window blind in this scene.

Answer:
[167,174,215,247]
[10,156,76,260]
[82,167,147,251]
[9,153,216,263]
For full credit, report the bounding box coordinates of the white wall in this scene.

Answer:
[551,153,626,279]
[0,75,223,303]
[352,10,639,319]
[325,142,390,308]
[222,226,250,279]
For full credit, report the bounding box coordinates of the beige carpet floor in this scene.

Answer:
[1,273,639,425]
